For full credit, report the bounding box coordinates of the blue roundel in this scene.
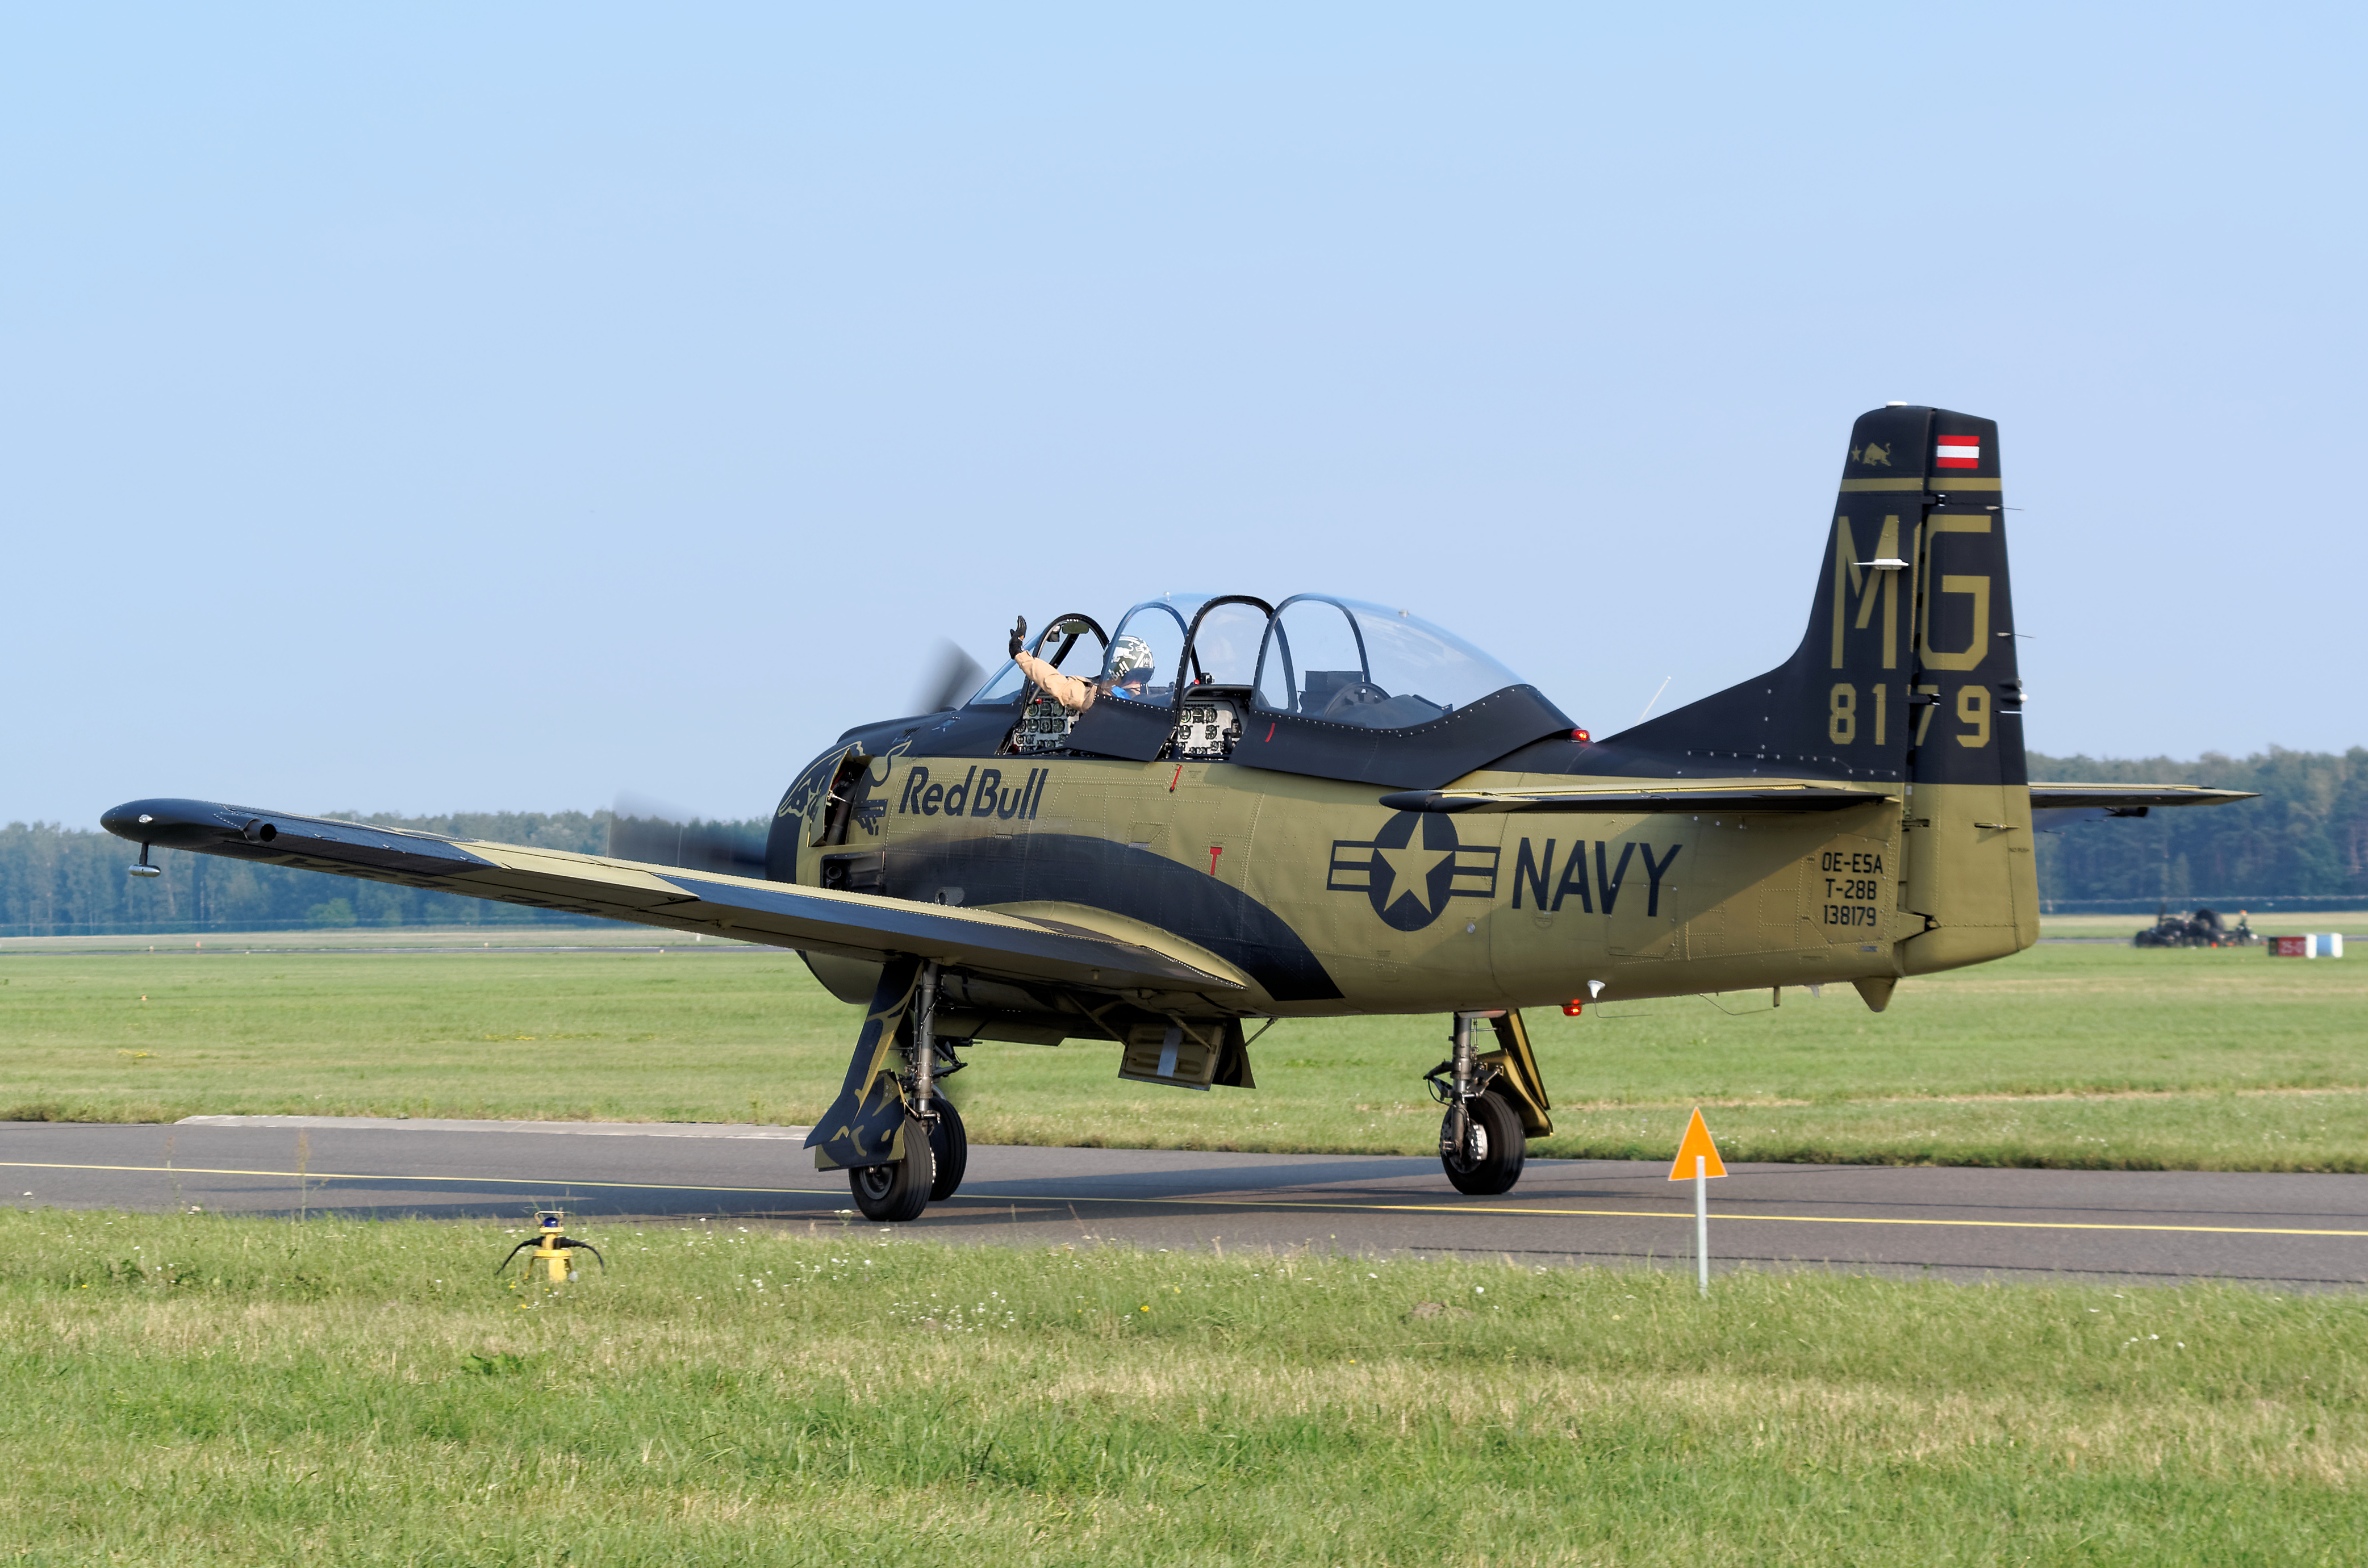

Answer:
[1363,810,1466,932]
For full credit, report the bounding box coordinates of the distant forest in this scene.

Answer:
[0,810,769,939]
[4,749,2363,936]
[2027,747,2368,909]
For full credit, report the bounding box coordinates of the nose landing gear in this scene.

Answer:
[1427,1010,1552,1196]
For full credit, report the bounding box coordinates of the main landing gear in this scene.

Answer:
[846,1092,966,1223]
[826,959,972,1223]
[1426,1010,1551,1197]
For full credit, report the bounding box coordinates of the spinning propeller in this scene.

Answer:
[911,639,987,714]
[605,793,767,876]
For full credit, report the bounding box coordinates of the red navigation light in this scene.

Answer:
[1570,728,1592,744]
[1561,1000,1585,1016]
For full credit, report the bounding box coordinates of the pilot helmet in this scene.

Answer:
[1107,635,1156,685]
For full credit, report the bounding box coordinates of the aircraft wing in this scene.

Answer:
[1379,780,1896,814]
[101,797,1240,994]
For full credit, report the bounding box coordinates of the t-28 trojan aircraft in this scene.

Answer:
[106,405,2250,1220]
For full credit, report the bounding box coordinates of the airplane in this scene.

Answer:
[104,403,2253,1222]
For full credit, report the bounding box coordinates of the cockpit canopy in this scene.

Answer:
[1251,595,1523,729]
[967,592,1526,731]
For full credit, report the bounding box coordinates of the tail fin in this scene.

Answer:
[1588,404,2034,969]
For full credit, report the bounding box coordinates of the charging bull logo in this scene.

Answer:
[1327,812,1500,932]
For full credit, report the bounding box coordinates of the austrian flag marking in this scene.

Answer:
[1934,434,1982,470]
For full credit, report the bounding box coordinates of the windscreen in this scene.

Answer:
[967,660,1026,708]
[967,617,1107,708]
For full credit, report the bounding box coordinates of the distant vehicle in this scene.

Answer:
[2134,906,2260,948]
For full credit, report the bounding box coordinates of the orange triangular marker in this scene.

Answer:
[1667,1107,1727,1180]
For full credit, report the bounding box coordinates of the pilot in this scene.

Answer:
[1009,617,1155,715]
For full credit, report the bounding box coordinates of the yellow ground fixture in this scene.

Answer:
[496,1210,605,1285]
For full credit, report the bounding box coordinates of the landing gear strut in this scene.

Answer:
[1428,1011,1526,1196]
[826,958,970,1223]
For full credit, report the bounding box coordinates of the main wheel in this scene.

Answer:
[1440,1090,1526,1196]
[848,1130,935,1222]
[926,1095,968,1202]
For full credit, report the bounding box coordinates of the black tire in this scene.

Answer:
[1440,1090,1526,1196]
[927,1095,968,1202]
[848,1129,934,1223]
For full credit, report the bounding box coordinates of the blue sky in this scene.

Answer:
[7,5,2361,824]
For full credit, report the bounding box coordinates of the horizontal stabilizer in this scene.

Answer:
[2027,784,2258,811]
[2028,781,2258,825]
[101,797,1239,995]
[1379,781,1895,814]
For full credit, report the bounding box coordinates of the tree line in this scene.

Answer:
[3,748,2361,935]
[2028,747,2368,910]
[0,810,767,938]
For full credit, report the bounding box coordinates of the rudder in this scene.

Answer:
[1872,409,2035,972]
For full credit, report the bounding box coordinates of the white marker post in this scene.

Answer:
[1667,1107,1727,1298]
[1694,1154,1708,1295]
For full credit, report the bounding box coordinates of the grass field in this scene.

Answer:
[1,1207,2361,1565]
[5,934,2367,1171]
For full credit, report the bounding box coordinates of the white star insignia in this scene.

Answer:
[1371,836,1455,916]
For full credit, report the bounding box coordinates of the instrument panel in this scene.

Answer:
[1016,692,1073,754]
[1172,698,1241,759]
[1013,691,1242,758]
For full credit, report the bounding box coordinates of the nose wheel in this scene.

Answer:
[1439,1090,1526,1195]
[1429,1011,1531,1196]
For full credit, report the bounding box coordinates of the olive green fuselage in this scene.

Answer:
[792,753,2036,1019]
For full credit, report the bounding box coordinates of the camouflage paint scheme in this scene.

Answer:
[779,404,2043,1028]
[103,405,2251,1190]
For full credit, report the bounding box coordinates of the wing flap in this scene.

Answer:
[102,797,1239,994]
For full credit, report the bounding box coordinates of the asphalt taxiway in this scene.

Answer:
[3,1117,2362,1289]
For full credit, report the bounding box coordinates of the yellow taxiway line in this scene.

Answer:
[4,1159,2365,1240]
